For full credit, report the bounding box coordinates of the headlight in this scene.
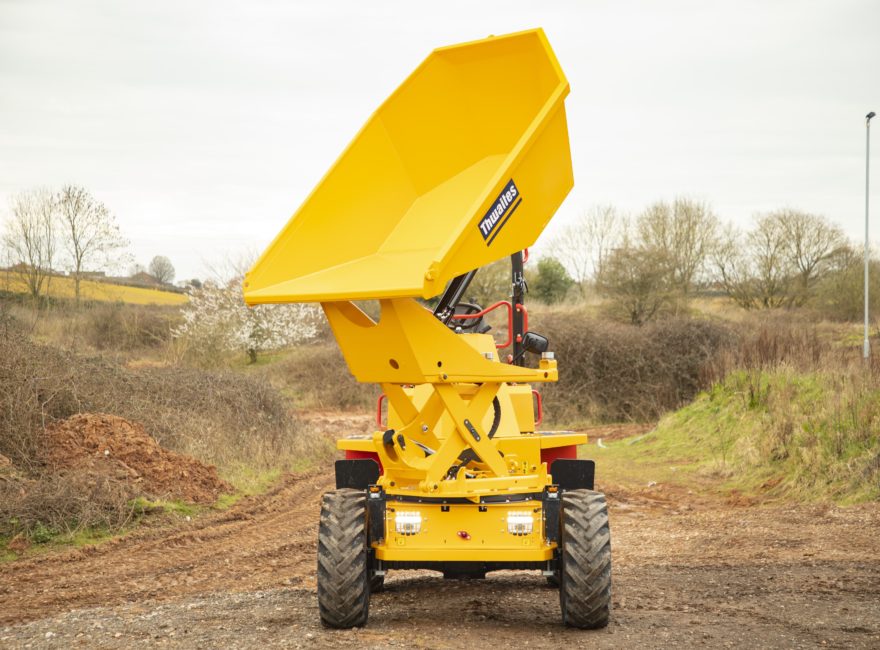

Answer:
[395,511,422,535]
[507,511,534,535]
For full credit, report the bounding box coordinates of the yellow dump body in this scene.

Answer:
[251,31,611,630]
[243,28,572,305]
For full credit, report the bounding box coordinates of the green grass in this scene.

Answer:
[0,501,191,563]
[586,429,711,493]
[213,466,282,510]
[1,478,285,563]
[589,368,880,503]
[0,541,16,562]
[2,459,326,562]
[131,497,203,518]
[213,453,326,509]
[0,525,128,563]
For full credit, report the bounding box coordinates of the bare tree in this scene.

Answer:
[550,204,626,296]
[2,189,57,301]
[749,214,802,307]
[813,245,880,321]
[149,255,175,285]
[714,222,790,309]
[713,211,845,309]
[56,185,129,306]
[637,197,718,297]
[712,224,758,309]
[773,209,847,304]
[203,248,261,286]
[597,242,675,325]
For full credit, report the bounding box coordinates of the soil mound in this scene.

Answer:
[45,414,232,504]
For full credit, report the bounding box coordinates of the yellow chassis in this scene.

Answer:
[331,298,585,564]
[376,500,552,563]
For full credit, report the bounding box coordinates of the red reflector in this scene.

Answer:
[457,531,471,540]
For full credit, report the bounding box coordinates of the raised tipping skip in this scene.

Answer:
[244,28,611,630]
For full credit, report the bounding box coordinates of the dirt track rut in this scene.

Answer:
[0,471,333,624]
[2,440,879,648]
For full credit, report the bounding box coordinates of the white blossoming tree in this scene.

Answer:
[174,279,318,363]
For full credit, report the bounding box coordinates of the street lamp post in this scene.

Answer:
[866,111,876,360]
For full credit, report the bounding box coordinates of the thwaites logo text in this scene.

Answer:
[478,179,522,245]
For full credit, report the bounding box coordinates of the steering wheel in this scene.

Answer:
[450,302,484,332]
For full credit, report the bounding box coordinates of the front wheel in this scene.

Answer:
[317,489,370,628]
[559,489,612,629]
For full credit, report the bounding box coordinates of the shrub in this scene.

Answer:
[0,469,137,540]
[534,307,877,425]
[85,302,177,350]
[529,257,574,304]
[705,311,872,378]
[812,257,880,322]
[536,313,735,423]
[269,343,376,411]
[597,245,677,324]
[0,332,327,473]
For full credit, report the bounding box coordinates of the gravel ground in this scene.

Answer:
[2,422,878,648]
[4,555,879,649]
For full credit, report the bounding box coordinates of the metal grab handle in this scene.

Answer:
[450,300,529,351]
[532,389,543,426]
[376,393,386,427]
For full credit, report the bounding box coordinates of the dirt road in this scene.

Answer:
[1,425,879,648]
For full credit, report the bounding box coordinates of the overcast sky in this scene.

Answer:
[1,0,878,281]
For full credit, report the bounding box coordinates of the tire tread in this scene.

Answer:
[317,489,370,628]
[559,489,612,629]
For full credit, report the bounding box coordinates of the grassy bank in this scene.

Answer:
[593,367,880,503]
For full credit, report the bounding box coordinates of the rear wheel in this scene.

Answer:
[559,489,612,629]
[317,489,370,628]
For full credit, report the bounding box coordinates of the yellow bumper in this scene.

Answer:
[375,500,554,563]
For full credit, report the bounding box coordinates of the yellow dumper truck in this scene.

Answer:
[244,28,611,629]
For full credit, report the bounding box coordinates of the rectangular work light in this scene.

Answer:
[506,511,534,535]
[395,511,422,535]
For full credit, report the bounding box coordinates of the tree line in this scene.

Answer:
[2,187,176,305]
[5,185,870,326]
[544,198,876,324]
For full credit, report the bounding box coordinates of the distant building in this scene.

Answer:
[128,271,161,287]
[6,262,63,276]
[70,270,106,279]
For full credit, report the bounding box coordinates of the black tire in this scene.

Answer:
[559,489,612,629]
[317,489,370,628]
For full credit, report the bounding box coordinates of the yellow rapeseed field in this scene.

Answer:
[0,271,188,305]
